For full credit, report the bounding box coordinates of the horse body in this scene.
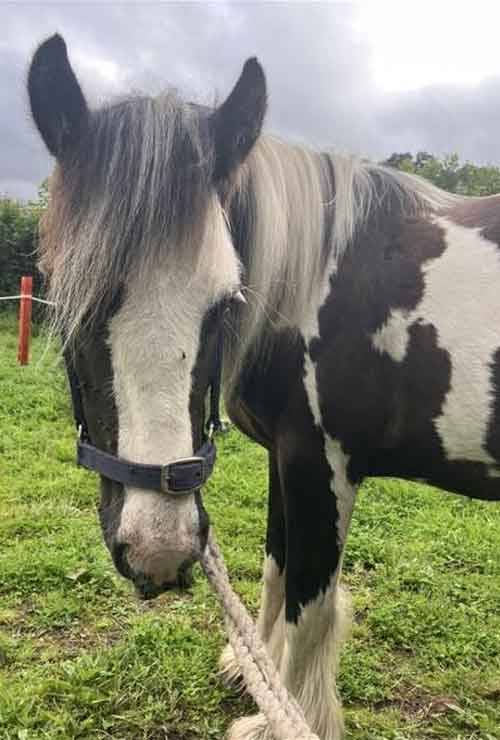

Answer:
[219,140,500,737]
[28,35,500,740]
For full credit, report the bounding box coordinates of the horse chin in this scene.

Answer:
[133,563,194,600]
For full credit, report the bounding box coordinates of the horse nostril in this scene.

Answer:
[112,541,131,578]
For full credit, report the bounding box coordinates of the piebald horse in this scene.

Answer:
[28,35,500,740]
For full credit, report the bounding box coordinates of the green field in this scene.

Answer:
[1,311,499,740]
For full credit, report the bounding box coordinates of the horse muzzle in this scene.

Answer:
[112,539,199,597]
[133,561,195,600]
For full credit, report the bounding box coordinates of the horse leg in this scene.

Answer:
[219,452,286,686]
[256,454,287,667]
[228,440,356,740]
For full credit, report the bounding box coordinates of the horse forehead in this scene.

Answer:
[110,249,238,356]
[118,207,238,294]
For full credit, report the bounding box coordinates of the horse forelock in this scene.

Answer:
[39,92,216,346]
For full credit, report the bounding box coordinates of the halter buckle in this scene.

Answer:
[160,456,205,495]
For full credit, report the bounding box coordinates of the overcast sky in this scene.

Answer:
[3,1,500,201]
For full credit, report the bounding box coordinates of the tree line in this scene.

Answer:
[384,151,500,195]
[2,153,500,306]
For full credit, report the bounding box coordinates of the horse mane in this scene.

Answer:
[224,135,462,391]
[39,86,463,373]
[39,91,214,346]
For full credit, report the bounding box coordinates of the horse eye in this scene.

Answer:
[208,289,245,323]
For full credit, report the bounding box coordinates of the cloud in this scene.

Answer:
[375,79,500,164]
[2,3,500,201]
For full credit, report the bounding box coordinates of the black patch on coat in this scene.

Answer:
[275,351,342,624]
[370,331,500,499]
[189,305,223,450]
[310,209,499,500]
[189,304,228,549]
[310,216,448,482]
[266,454,286,574]
[486,348,500,468]
[224,326,304,585]
[229,329,306,447]
[70,325,125,552]
[447,196,500,249]
[226,323,343,622]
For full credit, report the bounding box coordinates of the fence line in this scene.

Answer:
[1,277,55,365]
[0,294,56,305]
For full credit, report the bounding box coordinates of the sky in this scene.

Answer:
[3,1,500,201]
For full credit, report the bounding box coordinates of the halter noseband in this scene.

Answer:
[64,331,223,496]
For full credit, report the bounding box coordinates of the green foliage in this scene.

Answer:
[384,150,500,195]
[0,182,48,313]
[1,313,500,738]
[0,200,39,298]
[33,179,50,211]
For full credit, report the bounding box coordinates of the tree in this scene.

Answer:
[383,152,500,196]
[30,178,49,211]
[0,198,42,311]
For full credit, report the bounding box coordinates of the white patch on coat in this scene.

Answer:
[109,199,241,583]
[256,555,286,644]
[301,249,333,430]
[371,309,411,362]
[324,441,357,544]
[371,217,500,473]
[282,581,351,740]
[303,353,322,428]
[302,254,357,547]
[256,556,287,675]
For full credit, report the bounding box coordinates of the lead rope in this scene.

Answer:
[201,531,319,740]
[202,331,317,737]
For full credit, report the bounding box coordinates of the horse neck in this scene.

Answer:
[223,135,335,397]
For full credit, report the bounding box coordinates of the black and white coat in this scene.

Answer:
[28,35,500,740]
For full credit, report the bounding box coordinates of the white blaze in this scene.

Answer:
[109,200,241,581]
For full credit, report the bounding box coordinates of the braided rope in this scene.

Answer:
[201,531,319,740]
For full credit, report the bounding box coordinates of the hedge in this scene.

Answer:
[0,198,45,318]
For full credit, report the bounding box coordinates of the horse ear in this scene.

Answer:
[28,34,88,159]
[211,57,267,181]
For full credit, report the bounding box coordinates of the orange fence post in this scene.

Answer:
[17,276,33,365]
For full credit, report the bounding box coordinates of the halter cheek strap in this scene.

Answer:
[64,329,223,496]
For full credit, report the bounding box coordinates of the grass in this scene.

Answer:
[1,309,500,740]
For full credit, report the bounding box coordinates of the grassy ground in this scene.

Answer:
[1,310,500,740]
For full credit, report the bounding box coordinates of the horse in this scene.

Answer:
[27,34,500,740]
